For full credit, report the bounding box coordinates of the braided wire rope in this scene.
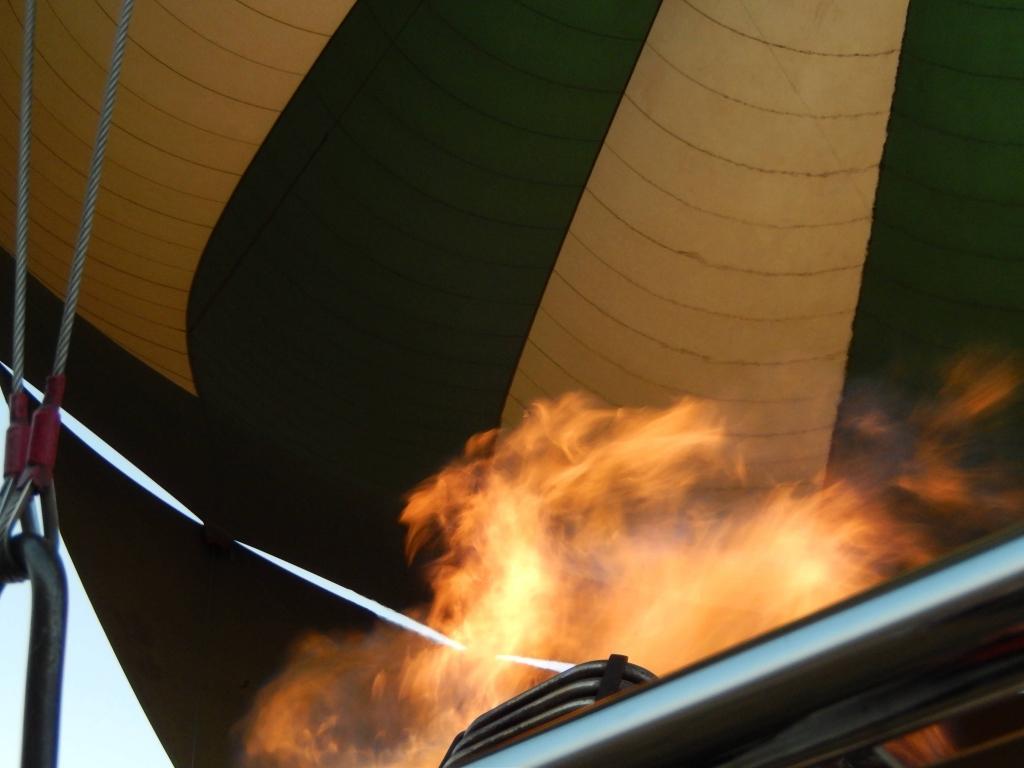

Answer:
[53,0,136,376]
[3,0,136,535]
[12,0,36,392]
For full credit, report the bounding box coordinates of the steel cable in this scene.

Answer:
[12,0,36,392]
[53,0,135,376]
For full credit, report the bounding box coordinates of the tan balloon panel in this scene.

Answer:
[567,193,863,319]
[661,1,907,115]
[504,0,910,486]
[0,0,355,391]
[153,1,339,73]
[690,0,904,56]
[585,157,873,274]
[233,0,354,36]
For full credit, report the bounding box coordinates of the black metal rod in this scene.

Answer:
[465,525,1024,767]
[728,621,1024,767]
[10,534,68,768]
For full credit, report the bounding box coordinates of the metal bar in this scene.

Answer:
[464,526,1024,768]
[728,627,1024,767]
[38,482,58,548]
[9,534,68,768]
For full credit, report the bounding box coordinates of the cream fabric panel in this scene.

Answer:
[0,0,354,391]
[504,0,909,485]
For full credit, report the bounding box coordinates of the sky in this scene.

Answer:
[0,372,531,768]
[0,399,174,767]
[0,533,175,768]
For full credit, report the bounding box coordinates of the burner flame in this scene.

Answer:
[240,354,1020,768]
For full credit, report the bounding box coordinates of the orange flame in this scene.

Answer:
[240,356,1019,768]
[884,725,959,767]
